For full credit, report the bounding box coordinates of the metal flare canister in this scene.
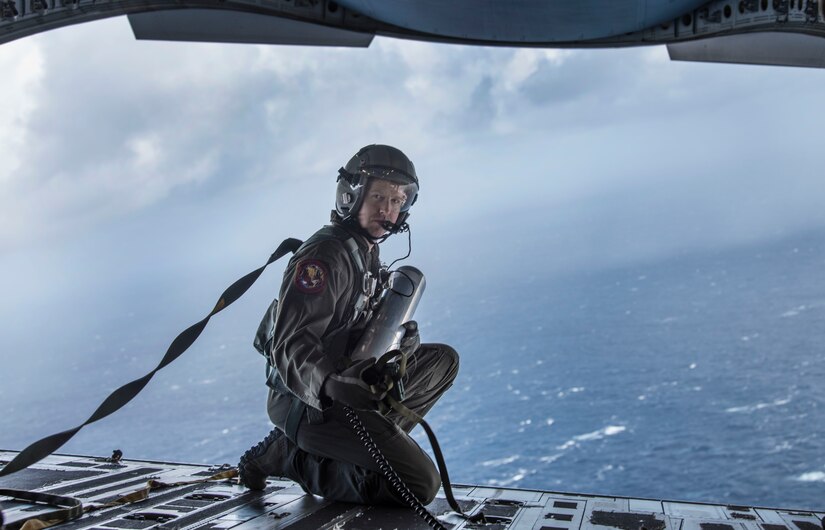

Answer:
[350,265,426,362]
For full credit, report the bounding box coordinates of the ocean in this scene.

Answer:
[2,230,823,510]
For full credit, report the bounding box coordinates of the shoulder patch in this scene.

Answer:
[294,259,329,294]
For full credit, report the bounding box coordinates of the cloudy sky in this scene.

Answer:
[1,15,824,458]
[2,17,824,263]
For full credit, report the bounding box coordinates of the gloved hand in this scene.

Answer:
[322,358,388,411]
[399,320,420,356]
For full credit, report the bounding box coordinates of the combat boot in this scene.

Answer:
[238,427,289,490]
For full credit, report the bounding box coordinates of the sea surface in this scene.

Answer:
[2,231,824,510]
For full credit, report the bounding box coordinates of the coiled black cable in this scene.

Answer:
[343,406,448,530]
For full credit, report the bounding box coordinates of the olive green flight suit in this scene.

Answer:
[266,222,459,505]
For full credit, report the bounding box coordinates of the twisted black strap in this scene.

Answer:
[0,238,302,479]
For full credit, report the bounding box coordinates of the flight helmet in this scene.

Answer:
[335,144,419,231]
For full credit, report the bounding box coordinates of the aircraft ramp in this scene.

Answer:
[1,451,823,530]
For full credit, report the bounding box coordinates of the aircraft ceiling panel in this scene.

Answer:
[128,8,374,47]
[668,32,825,68]
[335,0,710,42]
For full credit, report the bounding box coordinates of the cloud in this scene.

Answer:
[1,17,825,262]
[1,22,259,246]
[0,37,45,238]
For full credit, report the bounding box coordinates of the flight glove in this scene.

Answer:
[322,358,388,411]
[399,320,420,356]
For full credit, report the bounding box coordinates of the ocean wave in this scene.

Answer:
[770,441,793,453]
[556,425,626,450]
[557,387,585,398]
[596,464,623,480]
[539,454,563,465]
[781,305,807,318]
[795,471,825,482]
[725,397,792,414]
[481,455,520,467]
[487,468,530,487]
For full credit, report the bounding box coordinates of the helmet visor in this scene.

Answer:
[360,175,419,213]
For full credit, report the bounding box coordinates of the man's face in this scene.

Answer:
[357,178,408,238]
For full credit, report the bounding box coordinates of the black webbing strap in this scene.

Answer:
[385,396,486,523]
[374,349,485,524]
[325,223,366,276]
[0,238,303,479]
[341,237,365,275]
[283,397,307,443]
[266,368,306,443]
